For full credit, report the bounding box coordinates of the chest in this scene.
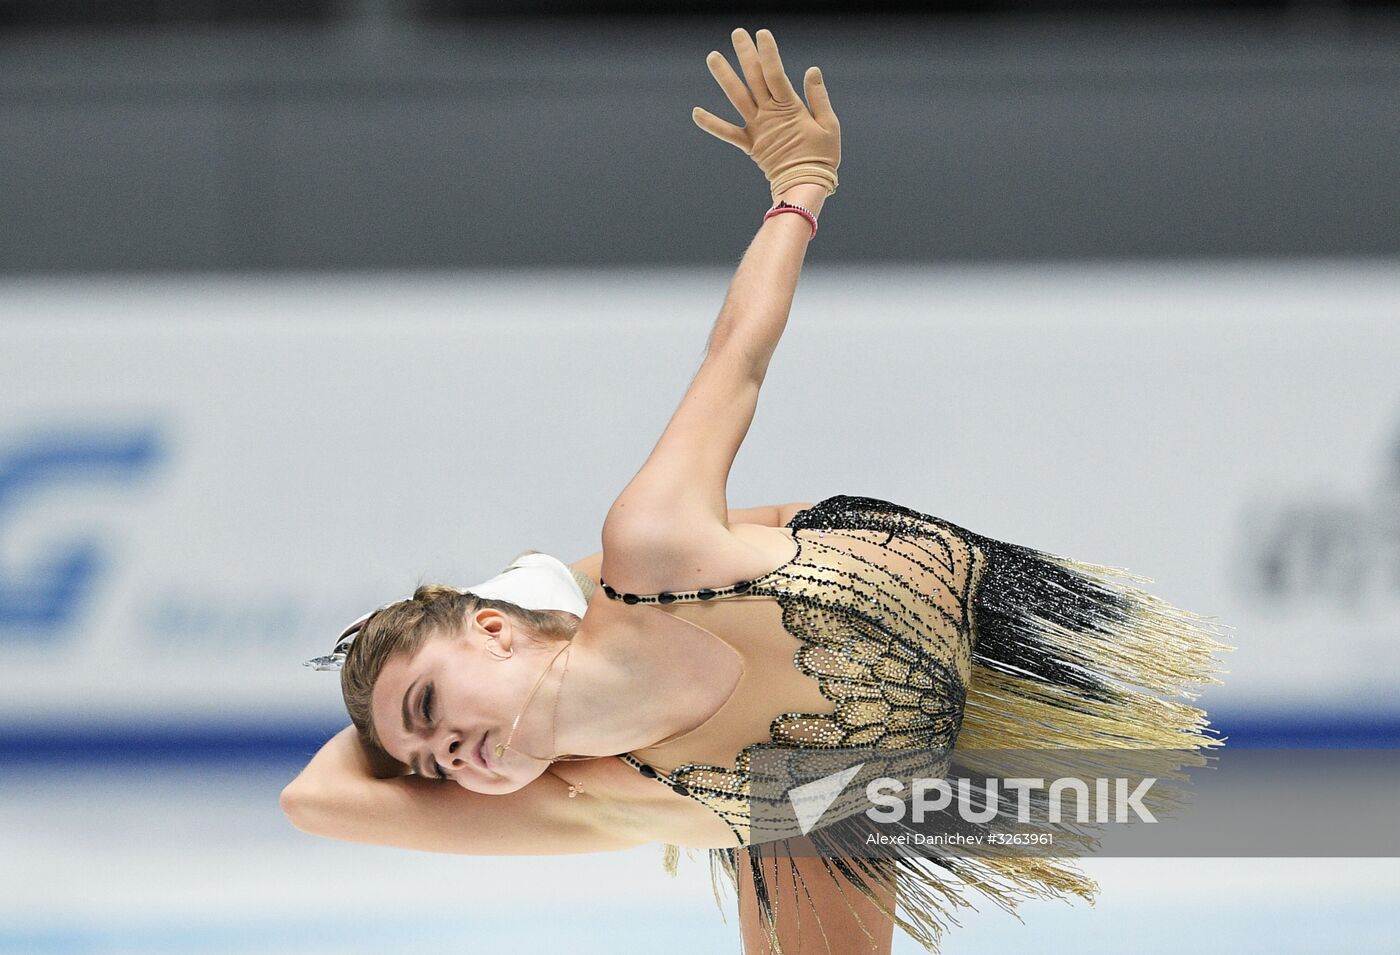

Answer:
[634,598,839,771]
[568,599,840,845]
[554,597,844,849]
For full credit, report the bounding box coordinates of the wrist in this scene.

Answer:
[777,183,827,215]
[763,199,819,240]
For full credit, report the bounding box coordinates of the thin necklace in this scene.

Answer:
[551,642,587,798]
[493,640,595,776]
[548,641,568,759]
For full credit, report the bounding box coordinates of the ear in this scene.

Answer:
[471,607,512,651]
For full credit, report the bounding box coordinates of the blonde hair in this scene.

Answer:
[339,583,579,760]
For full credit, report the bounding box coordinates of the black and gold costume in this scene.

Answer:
[596,494,1229,954]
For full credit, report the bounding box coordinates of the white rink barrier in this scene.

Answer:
[0,263,1397,730]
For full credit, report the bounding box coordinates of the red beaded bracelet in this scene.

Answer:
[763,200,818,240]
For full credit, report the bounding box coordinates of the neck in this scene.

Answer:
[549,620,689,759]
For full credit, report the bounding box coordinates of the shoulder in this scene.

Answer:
[599,521,798,597]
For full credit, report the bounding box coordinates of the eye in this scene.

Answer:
[421,684,433,726]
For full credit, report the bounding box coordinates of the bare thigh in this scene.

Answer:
[737,842,896,955]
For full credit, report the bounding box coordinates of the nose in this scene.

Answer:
[434,731,470,772]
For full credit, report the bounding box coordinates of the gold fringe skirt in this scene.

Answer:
[658,502,1232,955]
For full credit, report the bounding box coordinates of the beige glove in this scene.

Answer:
[692,28,841,203]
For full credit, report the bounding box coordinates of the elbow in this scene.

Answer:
[602,501,675,555]
[279,781,324,835]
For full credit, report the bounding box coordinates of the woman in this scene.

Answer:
[282,28,1229,955]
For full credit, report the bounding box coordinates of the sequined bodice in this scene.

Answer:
[588,492,1227,954]
[605,495,987,847]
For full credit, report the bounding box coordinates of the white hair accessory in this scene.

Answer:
[302,551,590,671]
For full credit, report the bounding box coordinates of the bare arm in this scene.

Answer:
[571,502,813,586]
[607,183,827,530]
[728,501,816,529]
[703,182,828,382]
[280,727,648,855]
[602,29,837,591]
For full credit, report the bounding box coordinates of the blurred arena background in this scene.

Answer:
[2,2,1398,952]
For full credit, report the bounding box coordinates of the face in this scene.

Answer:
[369,608,557,795]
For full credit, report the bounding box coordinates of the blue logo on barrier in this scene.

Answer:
[0,428,162,636]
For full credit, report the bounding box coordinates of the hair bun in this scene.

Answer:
[412,583,464,603]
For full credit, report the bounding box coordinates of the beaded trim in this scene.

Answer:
[617,752,683,791]
[599,535,802,606]
[616,751,747,844]
[599,577,755,605]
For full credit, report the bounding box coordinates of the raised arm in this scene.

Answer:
[601,189,824,589]
[603,29,839,590]
[280,726,649,856]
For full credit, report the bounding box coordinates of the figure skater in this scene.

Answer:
[282,28,1228,955]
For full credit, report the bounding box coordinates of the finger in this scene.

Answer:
[730,27,771,103]
[754,28,799,105]
[803,66,839,132]
[692,106,750,152]
[705,50,757,123]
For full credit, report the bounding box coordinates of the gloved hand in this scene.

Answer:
[692,28,841,203]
